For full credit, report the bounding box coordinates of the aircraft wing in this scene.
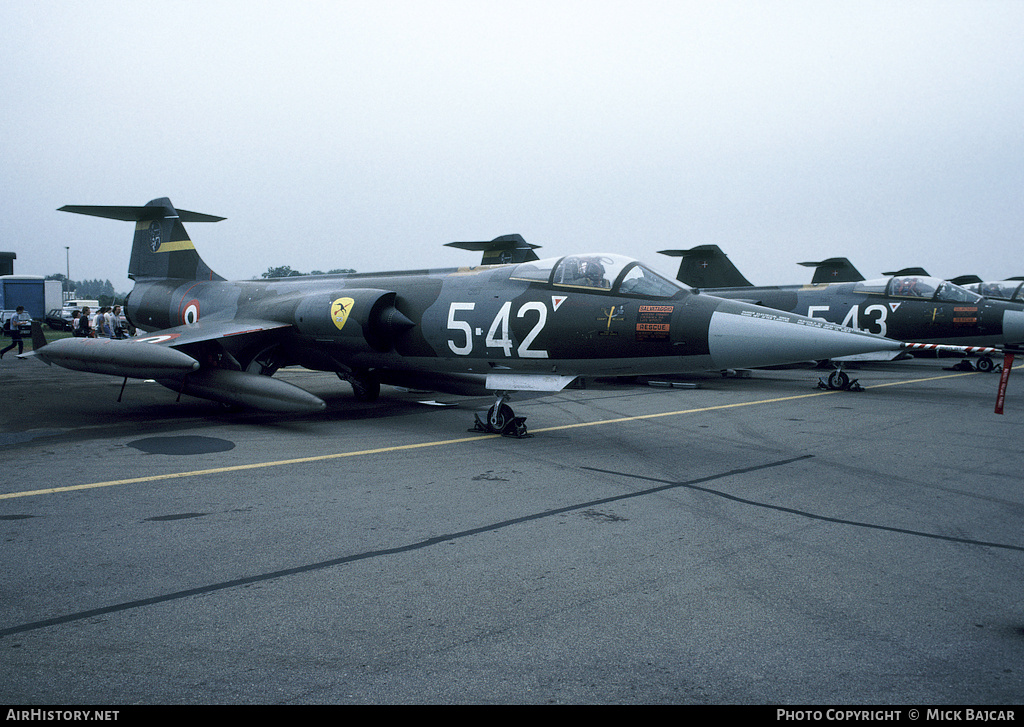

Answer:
[26,319,328,412]
[130,318,293,349]
[27,319,292,379]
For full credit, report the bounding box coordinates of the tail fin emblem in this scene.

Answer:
[148,221,162,252]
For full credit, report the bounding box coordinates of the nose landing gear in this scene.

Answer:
[472,392,530,438]
[818,366,863,391]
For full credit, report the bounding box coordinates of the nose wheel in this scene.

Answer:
[818,366,863,391]
[473,393,530,438]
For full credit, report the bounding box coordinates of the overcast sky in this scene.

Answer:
[2,1,1022,294]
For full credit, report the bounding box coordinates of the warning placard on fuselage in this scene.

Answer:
[636,305,673,342]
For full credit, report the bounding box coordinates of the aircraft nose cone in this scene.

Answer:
[706,300,901,369]
[1002,309,1024,345]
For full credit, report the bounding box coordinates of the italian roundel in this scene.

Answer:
[182,299,200,325]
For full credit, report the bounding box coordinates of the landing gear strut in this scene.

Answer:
[337,370,381,402]
[472,392,530,438]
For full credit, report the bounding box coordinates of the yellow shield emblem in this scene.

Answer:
[331,297,355,331]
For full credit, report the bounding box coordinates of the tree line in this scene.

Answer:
[42,266,359,306]
[46,274,123,306]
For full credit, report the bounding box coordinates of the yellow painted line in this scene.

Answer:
[530,390,838,432]
[0,433,500,500]
[530,370,980,433]
[853,370,978,388]
[0,369,982,501]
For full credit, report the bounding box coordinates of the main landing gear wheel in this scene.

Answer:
[947,356,1001,373]
[472,394,530,438]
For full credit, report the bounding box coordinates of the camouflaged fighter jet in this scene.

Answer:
[26,198,915,434]
[659,245,1024,372]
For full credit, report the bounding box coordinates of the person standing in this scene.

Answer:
[93,307,109,338]
[1,306,31,358]
[110,305,125,338]
[78,306,93,338]
[103,307,116,338]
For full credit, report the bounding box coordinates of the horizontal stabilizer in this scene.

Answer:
[797,257,864,284]
[883,267,930,277]
[446,234,540,265]
[950,274,982,286]
[59,205,225,223]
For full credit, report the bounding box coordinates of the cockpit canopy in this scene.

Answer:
[963,280,1024,302]
[852,276,982,303]
[510,254,686,299]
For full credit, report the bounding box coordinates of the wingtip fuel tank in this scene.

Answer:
[31,337,201,379]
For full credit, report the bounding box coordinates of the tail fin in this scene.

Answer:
[445,234,541,265]
[658,245,753,288]
[59,197,225,281]
[797,257,865,284]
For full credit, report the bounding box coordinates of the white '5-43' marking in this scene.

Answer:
[808,304,888,336]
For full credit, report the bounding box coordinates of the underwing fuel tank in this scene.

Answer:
[30,337,200,379]
[158,369,327,413]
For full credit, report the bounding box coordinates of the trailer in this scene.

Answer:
[0,276,62,319]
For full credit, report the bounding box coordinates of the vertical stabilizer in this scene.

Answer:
[59,197,226,281]
[658,245,753,288]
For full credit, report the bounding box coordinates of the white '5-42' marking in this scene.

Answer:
[447,301,548,358]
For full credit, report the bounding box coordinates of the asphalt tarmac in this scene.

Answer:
[1,353,1022,705]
